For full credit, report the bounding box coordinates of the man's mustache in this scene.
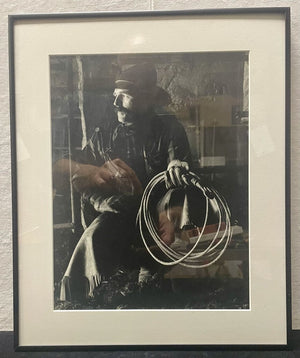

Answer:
[113,105,131,114]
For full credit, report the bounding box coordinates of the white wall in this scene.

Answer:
[0,0,299,331]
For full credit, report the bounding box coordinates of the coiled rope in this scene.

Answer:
[137,171,232,268]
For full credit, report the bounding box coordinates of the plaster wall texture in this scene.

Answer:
[0,0,299,331]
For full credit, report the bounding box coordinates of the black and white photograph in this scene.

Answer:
[51,52,249,311]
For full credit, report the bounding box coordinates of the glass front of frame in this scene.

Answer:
[51,52,249,311]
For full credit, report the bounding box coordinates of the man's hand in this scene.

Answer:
[53,158,143,195]
[164,160,190,189]
[73,159,143,194]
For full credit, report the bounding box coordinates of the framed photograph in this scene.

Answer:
[10,8,291,350]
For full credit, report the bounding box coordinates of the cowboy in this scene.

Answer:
[54,63,192,301]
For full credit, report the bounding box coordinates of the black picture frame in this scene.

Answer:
[9,7,291,351]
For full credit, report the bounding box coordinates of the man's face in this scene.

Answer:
[113,88,154,124]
